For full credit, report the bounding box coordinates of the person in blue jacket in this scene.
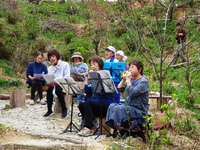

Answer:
[77,55,119,136]
[26,52,48,105]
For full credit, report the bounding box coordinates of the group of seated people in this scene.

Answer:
[26,46,149,137]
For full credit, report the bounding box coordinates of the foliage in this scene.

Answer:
[0,78,22,88]
[0,124,14,135]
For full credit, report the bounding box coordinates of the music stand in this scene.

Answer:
[88,70,118,139]
[54,77,84,133]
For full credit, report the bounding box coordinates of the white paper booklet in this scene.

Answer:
[54,77,84,95]
[34,74,43,80]
[42,74,56,84]
[70,68,79,74]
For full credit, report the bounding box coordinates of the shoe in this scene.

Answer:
[93,118,99,129]
[43,110,53,117]
[112,128,118,138]
[62,109,67,118]
[29,99,34,105]
[37,99,40,103]
[77,127,94,137]
[40,99,46,105]
[77,118,85,131]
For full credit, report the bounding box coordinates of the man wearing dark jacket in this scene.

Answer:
[171,23,187,65]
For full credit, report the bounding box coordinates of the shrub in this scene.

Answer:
[64,31,75,44]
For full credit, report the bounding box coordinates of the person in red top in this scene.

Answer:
[171,23,187,65]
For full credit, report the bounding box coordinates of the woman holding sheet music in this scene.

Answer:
[26,52,48,105]
[43,49,70,118]
[77,55,120,137]
[70,52,88,81]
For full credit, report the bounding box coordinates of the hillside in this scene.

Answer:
[0,0,200,149]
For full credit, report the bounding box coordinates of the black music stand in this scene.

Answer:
[88,70,118,139]
[54,77,84,134]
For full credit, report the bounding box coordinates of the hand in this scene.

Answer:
[29,76,34,81]
[48,82,57,87]
[124,71,132,80]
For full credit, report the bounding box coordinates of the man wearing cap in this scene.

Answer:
[171,23,187,65]
[104,46,118,62]
[70,52,88,81]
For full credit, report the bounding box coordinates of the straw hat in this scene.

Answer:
[70,52,83,61]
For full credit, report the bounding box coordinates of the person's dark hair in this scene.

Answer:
[36,52,44,58]
[89,55,104,70]
[47,49,60,61]
[129,60,144,75]
[176,22,182,26]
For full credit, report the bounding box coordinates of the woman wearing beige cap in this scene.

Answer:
[70,52,88,81]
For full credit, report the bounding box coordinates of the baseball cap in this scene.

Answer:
[104,46,116,53]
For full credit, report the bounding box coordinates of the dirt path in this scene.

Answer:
[0,99,110,149]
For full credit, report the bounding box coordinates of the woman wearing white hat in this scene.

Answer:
[70,52,88,81]
[115,50,129,70]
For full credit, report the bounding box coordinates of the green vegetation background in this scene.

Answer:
[0,0,200,112]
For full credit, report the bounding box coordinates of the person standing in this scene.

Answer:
[43,49,70,118]
[171,23,187,65]
[26,52,48,105]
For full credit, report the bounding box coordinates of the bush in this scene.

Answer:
[64,31,75,44]
[0,78,22,88]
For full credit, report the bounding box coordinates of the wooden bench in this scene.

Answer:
[34,85,49,101]
[27,84,49,102]
[149,95,172,110]
[100,117,112,135]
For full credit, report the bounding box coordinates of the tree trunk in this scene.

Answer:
[10,88,26,108]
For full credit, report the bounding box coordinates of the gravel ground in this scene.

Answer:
[0,98,109,149]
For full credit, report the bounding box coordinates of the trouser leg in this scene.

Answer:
[179,43,186,62]
[47,86,54,111]
[37,80,43,100]
[83,101,93,129]
[78,102,84,119]
[171,45,180,65]
[55,85,67,111]
[31,81,37,100]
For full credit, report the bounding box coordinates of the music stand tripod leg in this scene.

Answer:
[60,97,80,134]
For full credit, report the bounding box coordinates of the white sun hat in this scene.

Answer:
[116,50,127,61]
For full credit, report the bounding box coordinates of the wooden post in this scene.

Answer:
[10,88,26,108]
[54,94,72,113]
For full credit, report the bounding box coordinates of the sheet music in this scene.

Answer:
[42,74,56,84]
[97,70,118,93]
[70,68,79,74]
[54,77,84,95]
[88,70,118,94]
[34,74,43,80]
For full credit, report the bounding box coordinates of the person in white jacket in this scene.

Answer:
[43,49,70,118]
